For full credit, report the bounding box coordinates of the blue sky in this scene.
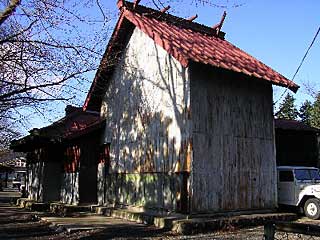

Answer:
[216,0,319,106]
[25,0,319,133]
[180,0,319,106]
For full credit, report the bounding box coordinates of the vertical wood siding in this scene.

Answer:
[100,27,191,211]
[61,133,100,205]
[27,147,62,202]
[190,64,277,212]
[61,145,81,204]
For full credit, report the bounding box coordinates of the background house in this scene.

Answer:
[275,119,320,167]
[11,106,102,204]
[84,1,299,213]
[0,151,25,190]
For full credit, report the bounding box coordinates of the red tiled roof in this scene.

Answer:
[84,1,299,111]
[32,108,101,139]
[11,108,101,151]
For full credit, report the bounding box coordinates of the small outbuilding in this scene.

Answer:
[11,106,103,204]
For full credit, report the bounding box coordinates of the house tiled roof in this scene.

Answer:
[11,107,101,151]
[275,119,320,132]
[28,107,100,139]
[84,1,299,111]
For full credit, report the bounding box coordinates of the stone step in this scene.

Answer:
[94,206,113,216]
[98,208,186,229]
[172,212,298,235]
[16,198,50,211]
[16,198,35,208]
[25,202,50,212]
[50,202,92,217]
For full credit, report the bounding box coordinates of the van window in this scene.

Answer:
[279,171,294,182]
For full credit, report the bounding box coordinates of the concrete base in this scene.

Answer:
[172,212,298,235]
[16,199,299,235]
[94,205,186,229]
[95,206,298,234]
[50,203,91,217]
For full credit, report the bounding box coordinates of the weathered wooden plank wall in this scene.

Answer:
[61,132,100,205]
[61,145,80,204]
[26,147,62,202]
[190,63,277,212]
[27,163,44,202]
[100,27,191,211]
[78,134,99,204]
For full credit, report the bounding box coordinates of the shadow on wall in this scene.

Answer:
[61,171,79,205]
[99,32,191,212]
[61,145,80,205]
[61,135,99,205]
[27,151,45,202]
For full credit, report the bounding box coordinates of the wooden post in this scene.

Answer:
[264,223,275,240]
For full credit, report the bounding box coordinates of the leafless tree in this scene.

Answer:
[147,0,245,10]
[0,0,111,146]
[0,0,244,148]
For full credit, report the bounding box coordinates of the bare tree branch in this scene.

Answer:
[0,0,21,26]
[0,69,93,101]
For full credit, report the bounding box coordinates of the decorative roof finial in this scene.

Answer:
[117,0,125,9]
[160,5,170,13]
[187,14,198,22]
[133,0,141,9]
[212,11,227,35]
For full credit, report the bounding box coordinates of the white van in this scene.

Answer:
[277,166,320,219]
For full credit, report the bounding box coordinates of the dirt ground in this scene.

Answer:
[0,198,265,240]
[0,202,266,239]
[1,191,320,239]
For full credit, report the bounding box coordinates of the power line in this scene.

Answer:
[292,26,320,82]
[274,26,320,105]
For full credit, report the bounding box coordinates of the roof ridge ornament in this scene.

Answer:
[212,11,227,35]
[133,0,141,9]
[117,0,125,9]
[160,5,170,13]
[187,14,198,22]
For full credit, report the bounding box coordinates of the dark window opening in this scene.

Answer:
[279,170,294,182]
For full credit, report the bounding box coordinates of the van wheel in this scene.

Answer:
[304,198,320,219]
